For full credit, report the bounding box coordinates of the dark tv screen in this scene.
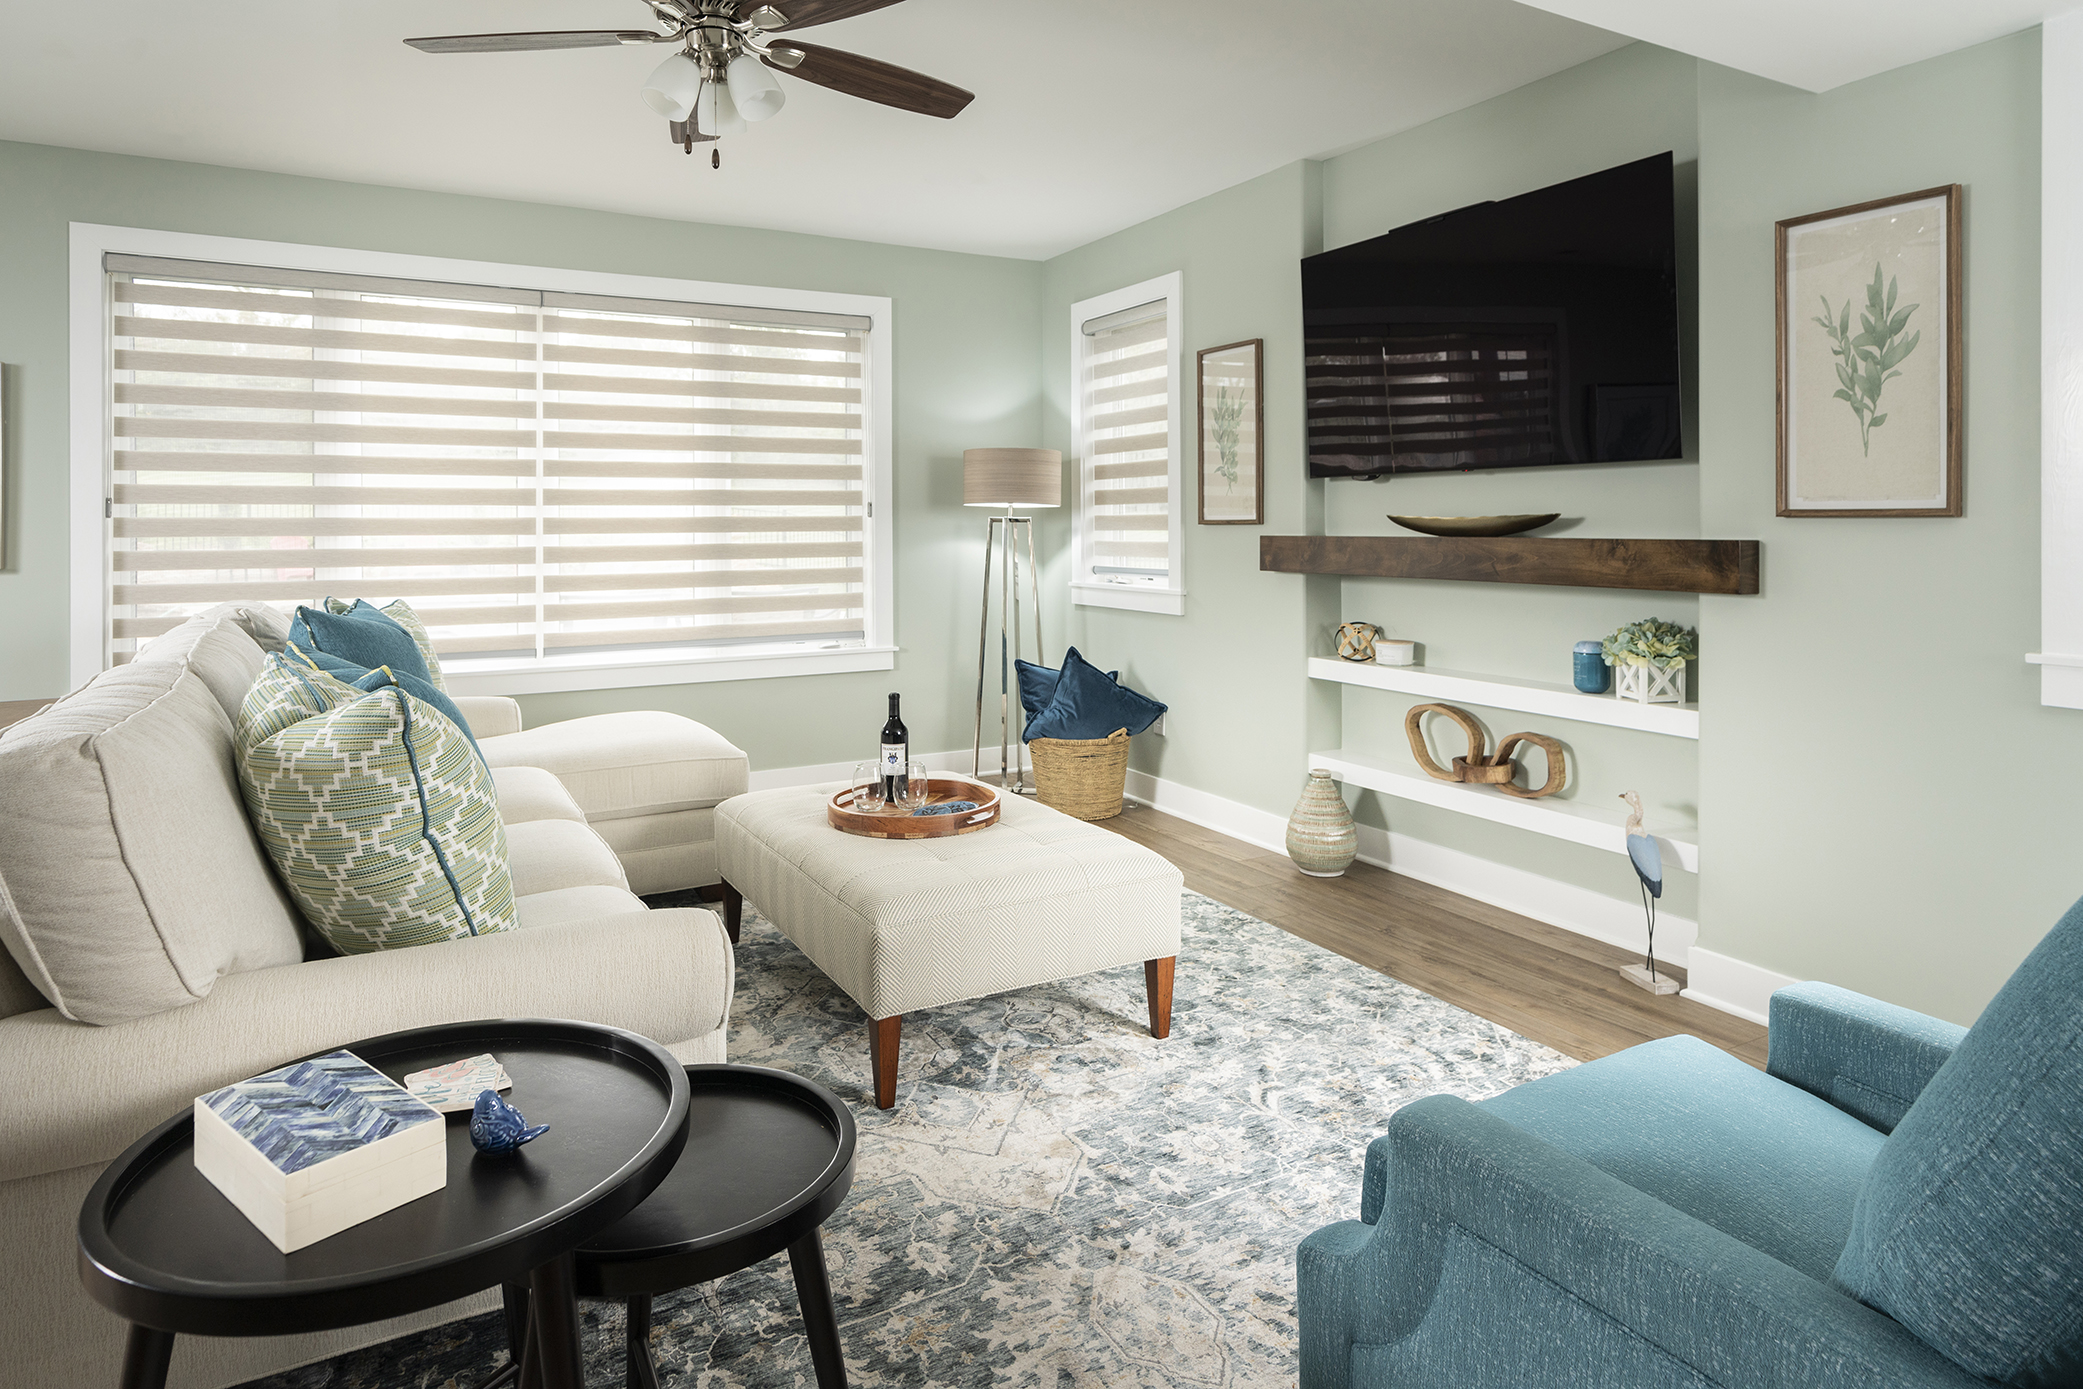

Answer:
[1303,152,1682,478]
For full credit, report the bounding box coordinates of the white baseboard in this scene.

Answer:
[1679,948,1798,1027]
[748,753,1798,1024]
[749,746,1011,793]
[1349,823,1697,969]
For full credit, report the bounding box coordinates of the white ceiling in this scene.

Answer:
[1511,0,2079,91]
[0,0,1631,260]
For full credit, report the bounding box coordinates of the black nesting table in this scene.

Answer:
[498,1064,858,1389]
[77,1019,691,1389]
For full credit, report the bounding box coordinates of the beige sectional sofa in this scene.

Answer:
[0,605,744,1387]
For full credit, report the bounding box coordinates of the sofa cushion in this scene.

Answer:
[492,766,589,826]
[1835,895,2083,1386]
[515,884,650,929]
[0,663,305,1024]
[480,712,748,821]
[1483,1033,1887,1282]
[132,610,268,724]
[504,819,631,897]
[237,665,516,955]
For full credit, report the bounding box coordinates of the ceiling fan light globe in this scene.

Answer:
[726,52,786,121]
[697,78,749,137]
[640,52,702,121]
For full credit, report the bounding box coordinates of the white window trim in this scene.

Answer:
[1069,271,1185,616]
[68,222,895,695]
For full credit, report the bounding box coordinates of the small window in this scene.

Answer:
[1071,272,1183,615]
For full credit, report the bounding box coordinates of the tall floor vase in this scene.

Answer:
[1287,770,1357,877]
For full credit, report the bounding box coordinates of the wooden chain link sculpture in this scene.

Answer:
[1403,703,1567,799]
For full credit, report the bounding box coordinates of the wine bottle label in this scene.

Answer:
[881,744,904,771]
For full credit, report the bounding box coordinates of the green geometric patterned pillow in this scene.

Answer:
[234,666,514,954]
[325,597,447,692]
[236,650,362,757]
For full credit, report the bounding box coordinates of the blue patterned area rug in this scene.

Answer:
[240,891,1572,1389]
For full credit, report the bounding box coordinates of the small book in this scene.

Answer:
[403,1053,512,1113]
[194,1050,446,1254]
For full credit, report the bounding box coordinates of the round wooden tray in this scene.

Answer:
[826,777,1001,839]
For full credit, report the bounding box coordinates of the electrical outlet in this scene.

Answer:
[1152,713,1167,737]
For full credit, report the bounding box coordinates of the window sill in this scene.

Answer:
[1071,583,1186,616]
[441,645,897,697]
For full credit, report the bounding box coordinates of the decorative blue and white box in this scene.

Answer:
[194,1050,446,1253]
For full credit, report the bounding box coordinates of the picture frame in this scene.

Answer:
[1196,338,1264,525]
[1776,184,1962,517]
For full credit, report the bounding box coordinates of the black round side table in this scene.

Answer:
[497,1064,858,1389]
[77,1019,691,1389]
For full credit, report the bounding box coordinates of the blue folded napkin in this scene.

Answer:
[914,801,980,816]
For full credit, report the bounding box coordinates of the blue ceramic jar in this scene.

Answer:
[1572,641,1610,694]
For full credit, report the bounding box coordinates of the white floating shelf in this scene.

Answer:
[1308,657,1698,738]
[1310,748,1700,874]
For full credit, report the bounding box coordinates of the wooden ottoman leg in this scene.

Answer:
[1144,956,1175,1039]
[869,1015,901,1109]
[719,880,743,944]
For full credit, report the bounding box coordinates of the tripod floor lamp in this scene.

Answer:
[965,447,1061,794]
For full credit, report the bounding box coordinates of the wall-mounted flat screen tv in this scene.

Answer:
[1303,152,1683,478]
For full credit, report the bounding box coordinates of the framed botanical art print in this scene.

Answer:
[1776,184,1962,517]
[1197,338,1264,525]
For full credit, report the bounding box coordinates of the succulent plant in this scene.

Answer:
[1602,618,1698,669]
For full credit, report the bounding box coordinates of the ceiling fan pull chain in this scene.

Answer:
[713,148,721,169]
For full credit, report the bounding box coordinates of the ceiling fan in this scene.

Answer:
[404,0,973,162]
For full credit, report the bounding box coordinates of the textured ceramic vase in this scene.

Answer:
[1287,770,1358,878]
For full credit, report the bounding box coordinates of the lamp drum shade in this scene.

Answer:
[964,448,1063,508]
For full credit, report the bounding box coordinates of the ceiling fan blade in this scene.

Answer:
[754,0,908,32]
[762,41,973,118]
[404,31,664,54]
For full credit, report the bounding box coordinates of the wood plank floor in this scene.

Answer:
[1092,799,1767,1069]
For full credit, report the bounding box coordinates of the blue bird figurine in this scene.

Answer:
[1618,791,1677,995]
[469,1089,548,1156]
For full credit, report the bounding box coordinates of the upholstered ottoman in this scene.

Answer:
[716,785,1183,1108]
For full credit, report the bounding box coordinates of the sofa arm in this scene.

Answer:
[0,908,732,1184]
[1298,1095,1983,1389]
[1767,982,1965,1133]
[454,695,523,739]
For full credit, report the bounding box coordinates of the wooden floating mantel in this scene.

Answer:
[1260,536,1759,595]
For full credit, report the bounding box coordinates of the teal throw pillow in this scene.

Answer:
[1833,894,2083,1386]
[1015,657,1119,721]
[289,643,482,763]
[235,665,515,955]
[1021,647,1166,741]
[290,601,436,690]
[325,597,447,692]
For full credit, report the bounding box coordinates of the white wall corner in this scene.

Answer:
[1678,948,1801,1028]
[2041,12,2083,710]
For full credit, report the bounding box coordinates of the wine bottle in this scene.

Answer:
[880,693,908,803]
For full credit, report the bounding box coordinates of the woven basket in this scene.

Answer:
[1027,728,1131,820]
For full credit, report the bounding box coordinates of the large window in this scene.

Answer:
[72,227,892,693]
[1070,272,1184,615]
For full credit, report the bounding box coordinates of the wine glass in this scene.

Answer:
[850,761,885,813]
[901,761,932,811]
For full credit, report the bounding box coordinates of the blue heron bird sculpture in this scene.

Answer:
[1618,791,1679,995]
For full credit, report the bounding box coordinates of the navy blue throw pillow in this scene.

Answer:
[1022,647,1166,742]
[289,643,483,763]
[289,602,437,688]
[1015,657,1120,720]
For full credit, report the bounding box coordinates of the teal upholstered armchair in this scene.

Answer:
[1298,898,2083,1389]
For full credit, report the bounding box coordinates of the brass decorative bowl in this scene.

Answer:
[1386,513,1561,538]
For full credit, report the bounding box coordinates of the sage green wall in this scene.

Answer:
[0,140,1042,772]
[1697,31,2079,1023]
[1037,162,1326,822]
[1038,44,1706,926]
